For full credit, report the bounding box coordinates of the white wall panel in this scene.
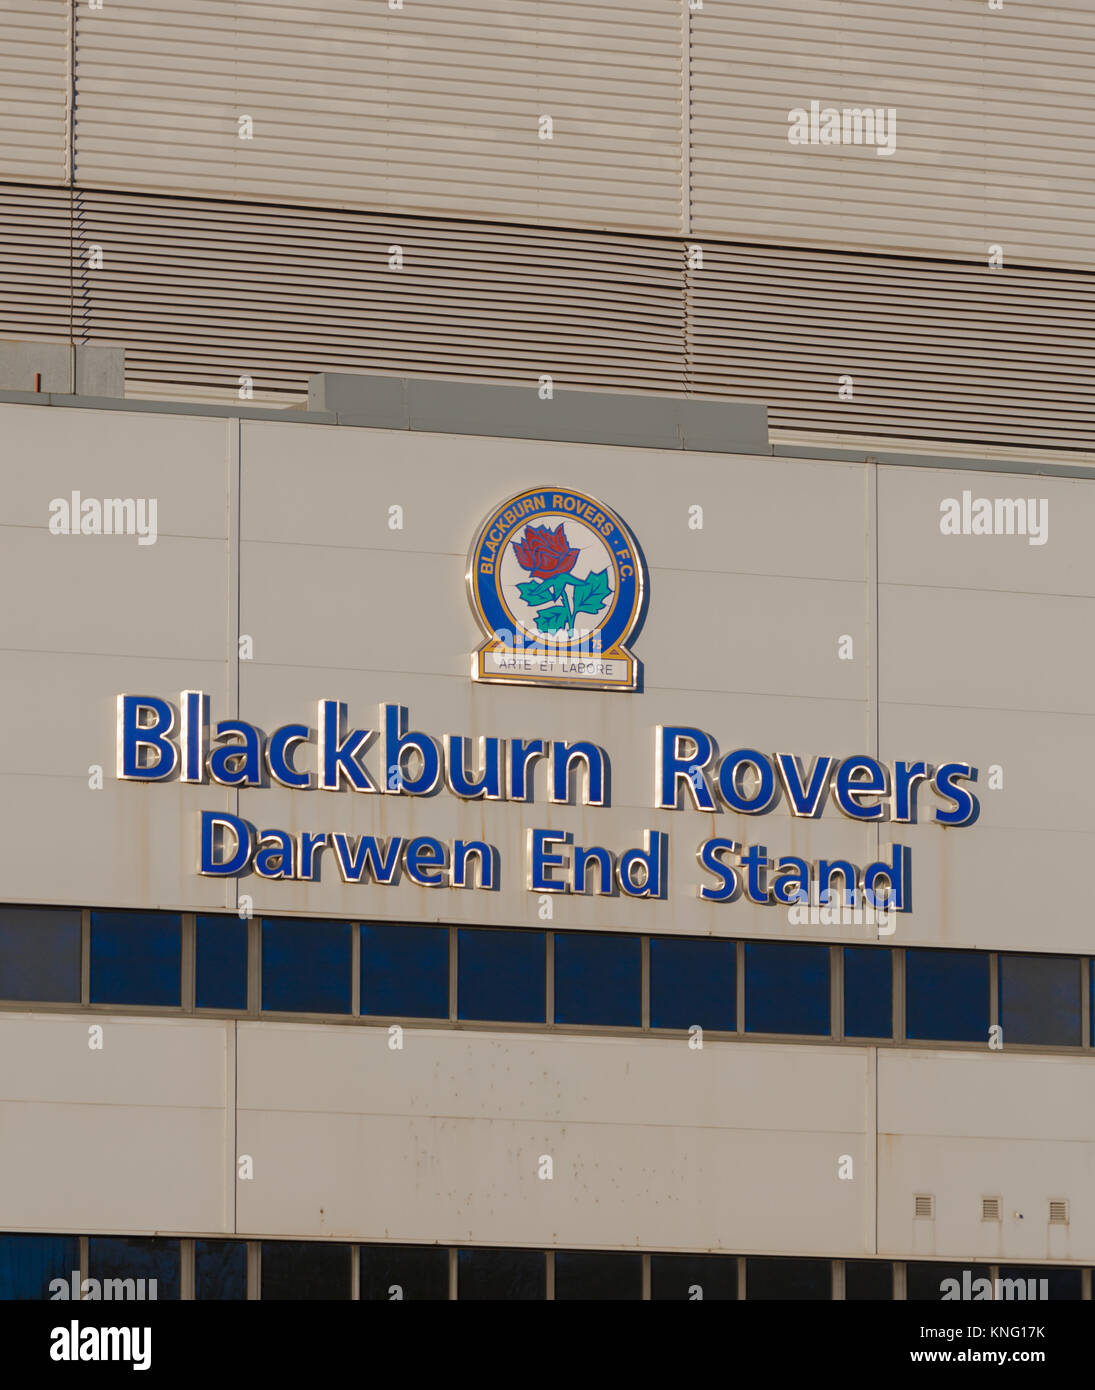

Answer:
[879,1052,1095,1262]
[0,1014,233,1235]
[0,0,70,185]
[73,0,685,233]
[690,0,1095,268]
[237,1024,873,1253]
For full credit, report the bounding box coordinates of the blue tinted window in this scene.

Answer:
[88,1236,180,1299]
[845,1260,893,1300]
[906,1262,967,1301]
[0,1233,79,1299]
[196,915,247,1010]
[361,922,448,1019]
[746,1256,830,1300]
[650,937,735,1031]
[998,955,1081,1046]
[555,1251,642,1300]
[999,1265,1082,1300]
[905,949,989,1043]
[844,947,893,1038]
[90,911,181,1007]
[457,928,545,1023]
[457,1248,545,1300]
[261,1241,351,1299]
[651,1254,738,1300]
[745,942,830,1035]
[0,906,81,1002]
[360,1245,449,1300]
[554,932,641,1027]
[195,1239,247,1300]
[261,918,351,1014]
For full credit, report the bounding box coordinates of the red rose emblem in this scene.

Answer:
[513,523,580,580]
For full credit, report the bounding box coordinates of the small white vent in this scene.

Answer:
[981,1196,1002,1222]
[1049,1199,1069,1225]
[914,1193,935,1219]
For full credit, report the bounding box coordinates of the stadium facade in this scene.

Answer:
[0,0,1092,1300]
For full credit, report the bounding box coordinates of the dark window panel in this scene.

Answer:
[260,1241,351,1299]
[650,1253,738,1300]
[361,923,448,1019]
[998,1265,1083,1300]
[553,932,641,1027]
[844,947,893,1039]
[456,928,545,1023]
[845,1260,893,1300]
[0,1233,80,1299]
[554,1251,642,1300]
[998,954,1081,1047]
[457,1248,545,1300]
[0,906,81,1003]
[906,1262,971,1300]
[746,1256,830,1300]
[195,1239,247,1300]
[90,911,181,1007]
[196,915,247,1011]
[650,937,735,1032]
[360,1244,450,1300]
[87,1236,180,1299]
[745,942,830,1035]
[261,918,351,1014]
[905,949,989,1043]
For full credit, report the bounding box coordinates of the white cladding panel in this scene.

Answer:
[0,1014,232,1235]
[236,1025,872,1253]
[690,0,1095,267]
[0,0,70,185]
[6,1013,1093,1260]
[0,402,1090,952]
[72,0,685,232]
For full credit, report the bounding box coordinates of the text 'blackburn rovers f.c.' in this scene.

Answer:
[467,486,647,691]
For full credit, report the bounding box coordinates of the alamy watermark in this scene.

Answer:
[785,881,895,935]
[50,1320,152,1371]
[940,1270,1049,1301]
[939,491,1048,545]
[48,491,158,545]
[48,1270,158,1300]
[787,100,897,156]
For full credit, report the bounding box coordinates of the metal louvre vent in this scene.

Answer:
[71,0,687,235]
[1049,1200,1069,1225]
[0,184,72,344]
[914,1194,935,1219]
[688,242,1095,449]
[689,0,1095,269]
[0,181,1092,453]
[71,188,687,406]
[0,1,70,186]
[981,1197,1002,1222]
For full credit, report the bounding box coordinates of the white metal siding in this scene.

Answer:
[72,0,686,233]
[0,0,70,184]
[3,184,1091,450]
[690,0,1095,268]
[70,189,687,403]
[0,183,70,344]
[688,242,1095,449]
[76,189,1093,449]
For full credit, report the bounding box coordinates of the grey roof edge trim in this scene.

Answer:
[306,372,771,455]
[0,383,1091,479]
[772,443,1095,482]
[0,389,337,425]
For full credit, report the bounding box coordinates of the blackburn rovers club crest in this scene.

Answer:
[467,486,647,691]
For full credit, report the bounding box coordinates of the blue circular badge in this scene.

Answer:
[467,486,646,691]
